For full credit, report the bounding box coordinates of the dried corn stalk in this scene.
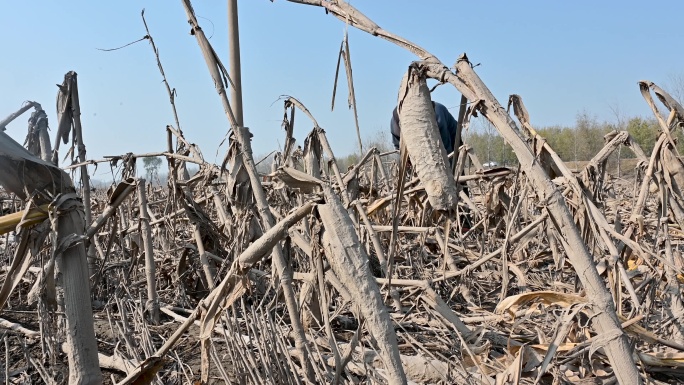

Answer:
[396,66,457,211]
[0,129,101,384]
[318,186,406,385]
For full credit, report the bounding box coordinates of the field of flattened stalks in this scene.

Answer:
[2,1,684,385]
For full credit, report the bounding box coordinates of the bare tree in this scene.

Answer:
[142,156,163,181]
[608,102,626,177]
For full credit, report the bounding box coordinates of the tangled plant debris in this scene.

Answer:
[2,1,684,384]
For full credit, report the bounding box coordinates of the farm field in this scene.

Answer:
[2,1,684,385]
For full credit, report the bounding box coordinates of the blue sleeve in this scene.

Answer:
[434,103,457,154]
[390,107,400,150]
[446,106,458,150]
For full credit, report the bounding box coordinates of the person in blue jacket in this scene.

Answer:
[390,101,461,155]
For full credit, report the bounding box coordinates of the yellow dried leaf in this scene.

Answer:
[0,204,49,235]
[627,258,639,271]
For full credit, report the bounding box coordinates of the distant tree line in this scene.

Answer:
[255,111,684,175]
[465,113,684,167]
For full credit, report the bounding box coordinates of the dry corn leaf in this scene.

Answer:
[637,352,684,368]
[496,291,587,316]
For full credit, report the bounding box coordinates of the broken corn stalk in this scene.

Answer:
[397,67,458,211]
[0,204,49,235]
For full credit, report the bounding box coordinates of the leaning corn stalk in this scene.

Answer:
[318,186,406,385]
[396,67,457,211]
[508,95,647,311]
[0,101,41,130]
[452,57,639,385]
[0,130,101,384]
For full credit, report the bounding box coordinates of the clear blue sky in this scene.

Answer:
[1,1,682,174]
